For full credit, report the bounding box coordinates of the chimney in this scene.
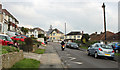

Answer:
[95,32,97,34]
[82,31,84,35]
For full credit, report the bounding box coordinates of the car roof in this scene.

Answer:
[0,34,8,36]
[94,43,104,45]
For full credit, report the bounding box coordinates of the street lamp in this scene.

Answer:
[102,3,107,41]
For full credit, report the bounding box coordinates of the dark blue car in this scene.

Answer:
[108,42,120,52]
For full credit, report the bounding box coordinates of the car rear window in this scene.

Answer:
[101,44,112,49]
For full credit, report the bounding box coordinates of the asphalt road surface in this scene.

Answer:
[49,42,119,68]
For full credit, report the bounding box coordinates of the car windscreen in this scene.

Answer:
[100,44,112,49]
[0,35,6,40]
[71,43,78,45]
[6,36,12,41]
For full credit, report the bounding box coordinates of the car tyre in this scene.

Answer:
[94,52,99,58]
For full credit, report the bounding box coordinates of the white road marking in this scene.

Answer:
[67,54,70,56]
[73,62,83,65]
[68,57,76,61]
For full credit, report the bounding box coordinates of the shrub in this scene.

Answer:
[2,46,19,54]
[20,38,33,52]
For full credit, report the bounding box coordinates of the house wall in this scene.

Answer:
[49,31,64,41]
[34,29,38,38]
[2,23,8,34]
[66,35,82,40]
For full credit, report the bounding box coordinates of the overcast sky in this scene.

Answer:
[1,0,119,34]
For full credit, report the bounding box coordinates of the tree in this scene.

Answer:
[21,27,28,35]
[81,34,90,44]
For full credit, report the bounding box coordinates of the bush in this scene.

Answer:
[20,38,33,52]
[2,46,19,54]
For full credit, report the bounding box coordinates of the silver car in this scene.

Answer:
[87,43,115,59]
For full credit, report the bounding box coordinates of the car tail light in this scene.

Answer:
[112,50,114,53]
[114,46,116,48]
[99,48,103,51]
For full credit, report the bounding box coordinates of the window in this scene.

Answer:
[0,35,7,40]
[95,44,99,47]
[74,36,76,39]
[50,37,52,40]
[69,36,72,39]
[77,36,80,38]
[15,36,21,38]
[53,37,55,39]
[53,33,56,36]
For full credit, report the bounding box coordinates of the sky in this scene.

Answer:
[0,0,119,34]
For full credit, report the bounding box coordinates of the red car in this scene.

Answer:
[11,35,27,42]
[0,34,14,46]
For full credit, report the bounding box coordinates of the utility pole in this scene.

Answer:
[102,3,107,41]
[65,23,66,41]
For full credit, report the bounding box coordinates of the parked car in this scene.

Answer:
[66,42,79,49]
[108,42,120,53]
[0,34,14,46]
[87,43,114,59]
[7,31,20,37]
[66,42,72,48]
[11,35,27,42]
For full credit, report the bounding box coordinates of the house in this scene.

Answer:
[90,31,115,42]
[106,32,120,42]
[27,27,45,38]
[65,31,83,42]
[48,28,64,42]
[0,4,2,34]
[0,4,19,34]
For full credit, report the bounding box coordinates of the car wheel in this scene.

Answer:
[94,52,98,58]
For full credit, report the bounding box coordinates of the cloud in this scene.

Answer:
[1,0,118,34]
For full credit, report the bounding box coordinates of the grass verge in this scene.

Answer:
[80,46,88,49]
[115,53,120,56]
[34,49,45,54]
[10,58,40,70]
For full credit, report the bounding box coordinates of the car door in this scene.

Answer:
[93,44,99,54]
[90,44,96,55]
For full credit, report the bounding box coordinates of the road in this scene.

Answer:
[49,42,119,68]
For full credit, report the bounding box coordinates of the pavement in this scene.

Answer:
[23,43,64,68]
[39,43,64,68]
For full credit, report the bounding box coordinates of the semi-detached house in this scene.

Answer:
[0,4,19,34]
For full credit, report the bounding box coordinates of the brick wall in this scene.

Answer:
[1,50,24,69]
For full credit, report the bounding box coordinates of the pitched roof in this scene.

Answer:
[29,28,44,32]
[67,31,81,35]
[2,9,19,23]
[90,31,115,41]
[49,28,64,34]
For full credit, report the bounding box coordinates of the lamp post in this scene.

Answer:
[102,3,107,41]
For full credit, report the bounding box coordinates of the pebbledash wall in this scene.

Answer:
[1,50,24,69]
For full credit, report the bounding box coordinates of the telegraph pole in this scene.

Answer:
[102,3,107,41]
[65,23,66,41]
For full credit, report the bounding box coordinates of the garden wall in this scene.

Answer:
[1,50,24,69]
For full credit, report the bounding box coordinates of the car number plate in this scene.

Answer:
[105,54,111,56]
